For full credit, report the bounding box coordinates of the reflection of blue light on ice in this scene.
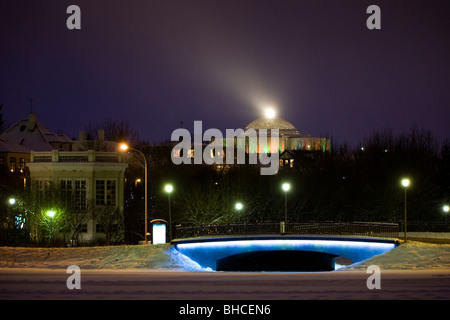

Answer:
[169,247,213,272]
[174,239,396,271]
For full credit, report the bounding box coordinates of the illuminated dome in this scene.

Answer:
[245,117,301,137]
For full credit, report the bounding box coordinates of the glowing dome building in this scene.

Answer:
[244,116,331,153]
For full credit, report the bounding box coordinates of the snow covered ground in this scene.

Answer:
[1,238,450,271]
[1,237,450,300]
[0,244,178,270]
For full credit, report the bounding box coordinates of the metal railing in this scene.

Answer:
[400,221,450,233]
[174,222,399,240]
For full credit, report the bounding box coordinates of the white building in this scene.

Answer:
[244,116,331,154]
[27,149,128,243]
[1,113,129,244]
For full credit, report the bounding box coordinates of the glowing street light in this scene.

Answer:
[164,184,173,194]
[8,198,16,205]
[401,178,410,188]
[401,178,410,242]
[164,184,173,242]
[444,205,449,227]
[282,183,291,223]
[235,202,243,211]
[47,210,56,218]
[135,178,142,187]
[120,143,149,244]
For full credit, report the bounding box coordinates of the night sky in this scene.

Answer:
[1,0,449,146]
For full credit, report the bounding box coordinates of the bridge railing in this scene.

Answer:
[174,222,399,240]
[399,221,450,233]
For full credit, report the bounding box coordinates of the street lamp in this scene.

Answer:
[164,184,173,242]
[8,198,16,206]
[135,178,142,187]
[46,210,57,243]
[401,178,410,242]
[120,143,149,244]
[282,183,290,223]
[443,205,449,229]
[235,202,243,211]
[47,210,56,218]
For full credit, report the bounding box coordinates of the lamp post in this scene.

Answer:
[120,143,149,244]
[401,178,410,242]
[46,210,56,244]
[443,205,449,230]
[282,183,291,223]
[164,184,173,242]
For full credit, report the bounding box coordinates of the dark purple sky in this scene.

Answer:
[1,0,449,146]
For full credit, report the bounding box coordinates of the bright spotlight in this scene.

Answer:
[265,108,276,119]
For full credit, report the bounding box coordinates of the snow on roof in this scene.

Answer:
[0,114,73,151]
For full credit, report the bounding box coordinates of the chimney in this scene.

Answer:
[79,131,86,141]
[98,129,105,141]
[27,113,37,131]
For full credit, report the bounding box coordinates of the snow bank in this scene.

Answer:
[0,244,179,270]
[1,241,450,271]
[399,232,450,240]
[345,241,450,271]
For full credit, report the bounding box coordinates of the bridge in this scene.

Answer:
[172,223,399,272]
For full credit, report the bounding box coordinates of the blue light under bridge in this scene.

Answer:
[172,235,398,272]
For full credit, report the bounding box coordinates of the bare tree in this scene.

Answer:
[83,118,141,146]
[90,203,124,245]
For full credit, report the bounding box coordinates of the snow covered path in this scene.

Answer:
[0,268,449,300]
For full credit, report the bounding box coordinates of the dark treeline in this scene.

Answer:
[123,126,449,243]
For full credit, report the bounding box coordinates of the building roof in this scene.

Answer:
[0,114,73,151]
[0,137,31,154]
[244,117,301,137]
